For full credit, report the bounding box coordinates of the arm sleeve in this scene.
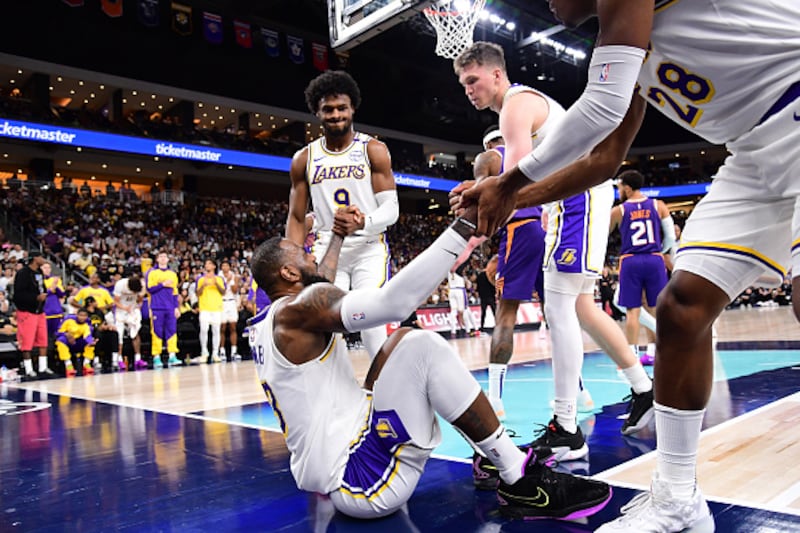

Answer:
[661,216,676,253]
[362,190,399,234]
[340,228,468,331]
[518,45,645,182]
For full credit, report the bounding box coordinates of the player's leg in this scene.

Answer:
[575,286,654,435]
[598,123,795,531]
[618,255,644,357]
[331,328,611,520]
[488,298,519,418]
[198,311,210,360]
[536,272,587,460]
[490,219,546,418]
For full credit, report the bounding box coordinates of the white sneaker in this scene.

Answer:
[595,474,714,532]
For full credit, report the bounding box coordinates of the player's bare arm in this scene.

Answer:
[367,139,396,194]
[609,203,624,232]
[286,147,311,245]
[499,91,546,169]
[474,150,502,180]
[594,0,653,49]
[343,139,399,234]
[511,95,646,213]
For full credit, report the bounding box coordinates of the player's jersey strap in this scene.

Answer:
[340,409,411,501]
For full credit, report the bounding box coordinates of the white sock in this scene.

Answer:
[475,425,526,485]
[646,343,656,357]
[231,346,237,356]
[134,353,141,361]
[655,402,704,500]
[38,356,48,371]
[488,363,507,402]
[621,363,653,394]
[553,399,577,433]
[23,359,33,373]
[65,360,74,369]
[112,352,119,364]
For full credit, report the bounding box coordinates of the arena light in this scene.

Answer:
[529,31,586,61]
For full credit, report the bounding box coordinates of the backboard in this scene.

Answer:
[328,0,427,50]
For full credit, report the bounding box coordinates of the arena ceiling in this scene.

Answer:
[1,0,703,148]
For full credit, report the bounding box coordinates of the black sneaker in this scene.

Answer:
[497,448,612,520]
[472,452,500,490]
[620,388,655,435]
[38,368,57,379]
[530,416,588,461]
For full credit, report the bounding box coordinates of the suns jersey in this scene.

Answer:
[305,132,382,238]
[638,1,800,144]
[250,297,370,493]
[619,197,663,255]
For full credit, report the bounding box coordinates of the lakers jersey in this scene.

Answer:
[306,132,382,237]
[639,1,800,143]
[544,180,614,276]
[250,297,370,493]
[619,197,662,255]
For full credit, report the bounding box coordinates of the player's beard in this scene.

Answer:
[301,270,330,286]
[323,118,351,138]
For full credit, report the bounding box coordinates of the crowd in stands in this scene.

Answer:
[1,177,789,377]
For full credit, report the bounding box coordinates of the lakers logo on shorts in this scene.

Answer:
[375,417,399,439]
[557,248,577,266]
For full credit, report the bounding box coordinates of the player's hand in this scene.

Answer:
[333,206,363,236]
[174,308,180,319]
[37,293,47,302]
[448,180,475,216]
[461,175,516,237]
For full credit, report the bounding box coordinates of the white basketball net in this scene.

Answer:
[424,0,487,60]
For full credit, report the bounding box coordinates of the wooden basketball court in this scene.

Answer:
[2,306,799,531]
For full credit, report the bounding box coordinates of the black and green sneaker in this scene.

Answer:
[497,448,612,520]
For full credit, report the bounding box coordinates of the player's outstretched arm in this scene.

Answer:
[281,211,478,335]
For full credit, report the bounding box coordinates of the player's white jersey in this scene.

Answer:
[638,0,800,144]
[250,297,371,493]
[447,271,466,291]
[503,84,567,168]
[114,278,142,309]
[221,272,237,299]
[306,132,382,237]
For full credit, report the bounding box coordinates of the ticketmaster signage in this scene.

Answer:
[0,119,711,197]
[0,119,290,171]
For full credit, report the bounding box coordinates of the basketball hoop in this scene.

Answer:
[424,0,486,60]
